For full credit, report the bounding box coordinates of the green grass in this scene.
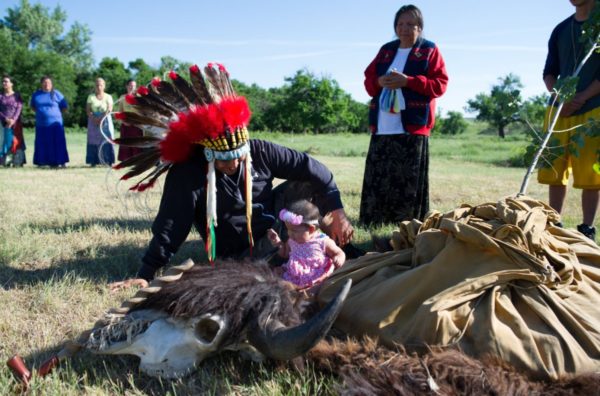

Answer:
[0,124,588,394]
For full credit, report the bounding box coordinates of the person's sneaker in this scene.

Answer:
[577,223,596,241]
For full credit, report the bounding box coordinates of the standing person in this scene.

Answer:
[267,199,346,292]
[107,63,354,290]
[0,75,24,166]
[538,0,600,241]
[86,77,115,166]
[30,76,69,167]
[359,4,448,226]
[117,79,144,161]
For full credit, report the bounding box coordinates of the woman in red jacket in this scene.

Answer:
[359,4,448,226]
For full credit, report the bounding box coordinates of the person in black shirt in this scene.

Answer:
[108,64,354,290]
[135,139,353,282]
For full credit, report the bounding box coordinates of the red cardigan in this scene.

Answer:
[364,39,448,136]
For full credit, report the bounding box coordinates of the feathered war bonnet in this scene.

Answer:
[112,63,253,262]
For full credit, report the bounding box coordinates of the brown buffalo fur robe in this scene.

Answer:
[131,260,304,334]
[124,260,599,394]
[309,337,600,396]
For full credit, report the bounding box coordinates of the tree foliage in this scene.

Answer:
[128,58,158,87]
[263,69,367,133]
[433,111,468,135]
[1,0,91,126]
[0,1,367,132]
[2,0,92,70]
[518,93,549,130]
[466,73,523,138]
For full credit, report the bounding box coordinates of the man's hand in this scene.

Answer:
[325,208,354,247]
[560,92,586,117]
[108,278,149,293]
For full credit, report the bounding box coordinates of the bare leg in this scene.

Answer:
[549,185,567,214]
[582,189,600,226]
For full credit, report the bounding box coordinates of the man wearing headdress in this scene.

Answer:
[109,64,355,288]
[135,139,354,282]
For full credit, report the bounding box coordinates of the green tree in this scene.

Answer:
[128,58,159,86]
[158,56,192,77]
[52,21,93,70]
[434,111,468,135]
[518,93,549,129]
[2,0,65,50]
[1,0,94,126]
[2,0,93,70]
[266,69,367,133]
[466,73,523,138]
[95,57,131,97]
[0,29,17,75]
[232,80,275,131]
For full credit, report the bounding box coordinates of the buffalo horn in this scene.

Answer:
[247,278,352,360]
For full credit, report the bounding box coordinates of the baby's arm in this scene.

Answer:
[325,237,346,268]
[267,228,290,258]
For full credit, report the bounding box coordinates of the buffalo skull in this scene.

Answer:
[86,260,351,378]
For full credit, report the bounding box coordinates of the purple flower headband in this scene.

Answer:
[279,209,319,226]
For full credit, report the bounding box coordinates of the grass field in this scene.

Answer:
[0,124,588,394]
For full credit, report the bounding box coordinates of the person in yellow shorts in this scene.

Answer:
[538,0,600,241]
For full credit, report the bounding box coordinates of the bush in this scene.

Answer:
[434,111,468,135]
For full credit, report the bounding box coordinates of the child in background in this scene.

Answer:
[267,199,346,291]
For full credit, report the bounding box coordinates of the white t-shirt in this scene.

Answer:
[377,47,411,135]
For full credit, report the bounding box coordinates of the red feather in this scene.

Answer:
[160,126,194,163]
[137,86,150,95]
[220,97,251,129]
[125,94,138,105]
[164,97,251,152]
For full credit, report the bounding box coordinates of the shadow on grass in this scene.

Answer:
[26,217,154,234]
[4,214,373,289]
[15,344,312,395]
[2,217,205,289]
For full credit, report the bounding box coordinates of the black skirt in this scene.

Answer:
[359,134,429,226]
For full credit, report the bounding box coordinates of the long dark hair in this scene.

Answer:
[40,75,56,101]
[393,4,424,31]
[286,199,320,227]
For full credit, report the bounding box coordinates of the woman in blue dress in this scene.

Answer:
[30,76,69,167]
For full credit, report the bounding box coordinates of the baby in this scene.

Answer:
[267,199,346,291]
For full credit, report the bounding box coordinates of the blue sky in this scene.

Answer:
[4,0,574,114]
